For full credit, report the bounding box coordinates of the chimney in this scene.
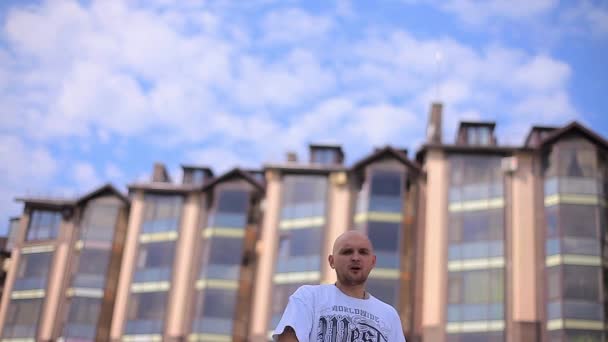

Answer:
[426,102,443,144]
[152,163,171,183]
[286,152,298,163]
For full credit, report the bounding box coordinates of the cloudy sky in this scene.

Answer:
[1,0,607,228]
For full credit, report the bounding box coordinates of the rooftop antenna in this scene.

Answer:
[434,50,443,101]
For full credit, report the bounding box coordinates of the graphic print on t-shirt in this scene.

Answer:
[316,305,390,342]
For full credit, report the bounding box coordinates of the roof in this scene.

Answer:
[523,125,559,147]
[181,164,214,174]
[202,168,265,193]
[14,197,75,207]
[351,145,421,172]
[76,183,129,205]
[415,143,531,163]
[263,163,347,175]
[16,183,130,208]
[539,121,608,150]
[459,121,496,128]
[128,182,201,194]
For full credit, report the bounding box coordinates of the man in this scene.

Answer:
[273,230,406,342]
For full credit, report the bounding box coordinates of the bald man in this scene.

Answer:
[273,231,406,342]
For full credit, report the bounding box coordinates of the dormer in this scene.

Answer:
[181,165,213,185]
[309,144,345,165]
[456,121,497,146]
[524,126,559,148]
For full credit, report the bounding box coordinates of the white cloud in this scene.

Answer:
[0,0,589,224]
[105,163,125,181]
[185,147,253,173]
[0,135,59,224]
[73,162,101,190]
[438,0,557,25]
[561,1,608,38]
[261,8,333,44]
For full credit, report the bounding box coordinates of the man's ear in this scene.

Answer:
[328,255,334,269]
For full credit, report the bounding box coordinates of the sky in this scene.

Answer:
[1,0,608,230]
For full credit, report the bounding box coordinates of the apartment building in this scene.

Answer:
[0,103,605,342]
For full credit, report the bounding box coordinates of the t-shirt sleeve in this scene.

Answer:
[272,287,314,342]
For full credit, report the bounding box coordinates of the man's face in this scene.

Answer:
[329,232,376,286]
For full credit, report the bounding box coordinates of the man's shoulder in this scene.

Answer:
[292,283,332,298]
[369,295,400,317]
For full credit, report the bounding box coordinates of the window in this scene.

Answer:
[66,297,101,326]
[217,190,249,213]
[2,299,43,338]
[370,171,402,197]
[208,237,244,265]
[312,149,338,165]
[547,266,561,300]
[545,206,559,238]
[563,266,600,301]
[367,221,400,252]
[366,278,398,306]
[560,204,598,239]
[7,218,20,250]
[558,145,596,178]
[80,203,119,241]
[466,127,492,146]
[283,176,327,204]
[77,249,111,275]
[142,195,183,233]
[289,228,322,257]
[137,241,175,269]
[14,252,52,290]
[127,292,167,321]
[26,210,61,241]
[201,289,237,319]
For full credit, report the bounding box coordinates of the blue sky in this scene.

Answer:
[1,0,607,229]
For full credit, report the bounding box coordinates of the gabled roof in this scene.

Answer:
[523,125,559,147]
[539,121,608,150]
[351,145,421,172]
[77,183,129,205]
[202,168,265,193]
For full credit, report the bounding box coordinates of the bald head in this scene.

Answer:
[332,230,374,255]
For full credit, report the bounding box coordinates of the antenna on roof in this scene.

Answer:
[434,50,443,101]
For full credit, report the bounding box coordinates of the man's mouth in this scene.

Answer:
[349,266,361,271]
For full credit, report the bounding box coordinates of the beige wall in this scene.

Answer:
[249,170,282,341]
[110,191,144,339]
[510,153,538,322]
[321,172,351,284]
[421,150,448,333]
[166,192,201,338]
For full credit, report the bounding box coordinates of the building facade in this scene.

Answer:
[0,103,606,342]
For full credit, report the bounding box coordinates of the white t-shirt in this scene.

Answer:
[273,284,406,342]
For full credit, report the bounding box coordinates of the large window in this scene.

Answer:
[72,249,111,288]
[280,175,327,219]
[63,297,101,339]
[26,210,61,241]
[2,298,43,338]
[141,195,183,233]
[125,292,167,334]
[79,202,120,242]
[14,252,52,290]
[447,154,505,338]
[134,241,175,283]
[192,289,238,335]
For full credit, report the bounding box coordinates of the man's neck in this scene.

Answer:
[335,282,367,299]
